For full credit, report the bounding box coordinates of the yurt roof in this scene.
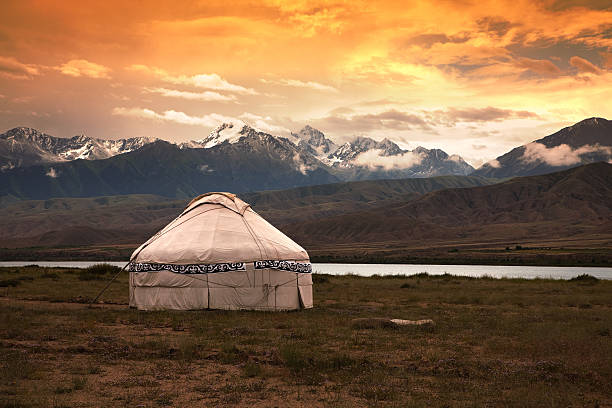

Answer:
[130,192,309,265]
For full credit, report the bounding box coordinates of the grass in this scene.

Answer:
[0,266,611,407]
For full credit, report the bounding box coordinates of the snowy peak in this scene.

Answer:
[326,136,403,165]
[200,121,249,148]
[293,125,338,157]
[323,136,473,177]
[180,121,259,149]
[0,127,156,169]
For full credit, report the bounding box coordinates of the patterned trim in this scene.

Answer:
[129,262,245,274]
[129,261,312,274]
[254,260,312,273]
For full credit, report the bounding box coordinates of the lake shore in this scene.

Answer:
[1,266,611,407]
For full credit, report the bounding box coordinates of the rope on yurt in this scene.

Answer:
[88,262,131,308]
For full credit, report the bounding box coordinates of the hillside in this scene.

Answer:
[282,162,612,264]
[0,174,494,249]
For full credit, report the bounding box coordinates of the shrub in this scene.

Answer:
[312,274,330,284]
[569,274,599,284]
[0,279,21,287]
[242,361,262,378]
[84,263,121,275]
[79,264,121,281]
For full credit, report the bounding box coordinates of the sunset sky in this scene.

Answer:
[1,0,611,166]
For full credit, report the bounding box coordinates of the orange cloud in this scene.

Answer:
[58,59,111,79]
[128,65,256,94]
[0,56,39,79]
[569,56,603,75]
[515,57,561,76]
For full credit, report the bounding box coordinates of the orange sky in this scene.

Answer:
[1,0,611,166]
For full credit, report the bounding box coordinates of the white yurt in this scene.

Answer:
[128,192,313,311]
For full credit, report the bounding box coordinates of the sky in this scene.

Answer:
[0,0,611,167]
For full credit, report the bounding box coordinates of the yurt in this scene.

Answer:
[128,192,313,311]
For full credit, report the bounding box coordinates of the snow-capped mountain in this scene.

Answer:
[292,125,338,157]
[0,127,155,170]
[473,117,612,178]
[178,121,247,149]
[326,136,402,166]
[1,123,474,181]
[322,135,473,178]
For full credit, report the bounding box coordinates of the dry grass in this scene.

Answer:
[1,266,611,407]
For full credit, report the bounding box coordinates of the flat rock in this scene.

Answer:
[350,317,435,329]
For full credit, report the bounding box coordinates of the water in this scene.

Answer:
[1,261,611,280]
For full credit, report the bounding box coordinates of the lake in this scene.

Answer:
[1,261,611,280]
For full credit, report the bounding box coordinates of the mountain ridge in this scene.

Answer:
[473,117,612,178]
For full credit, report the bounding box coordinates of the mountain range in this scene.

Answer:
[0,122,476,200]
[0,127,154,170]
[0,117,611,201]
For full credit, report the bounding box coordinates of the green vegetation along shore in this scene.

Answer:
[1,266,611,407]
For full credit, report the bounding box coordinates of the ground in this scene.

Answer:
[1,266,611,407]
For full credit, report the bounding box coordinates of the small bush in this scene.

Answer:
[0,279,21,287]
[219,343,245,364]
[72,377,86,390]
[400,282,414,289]
[79,264,121,281]
[242,361,262,378]
[312,274,330,284]
[569,274,599,284]
[85,264,121,275]
[279,344,309,372]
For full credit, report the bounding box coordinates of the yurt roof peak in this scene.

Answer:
[184,192,251,215]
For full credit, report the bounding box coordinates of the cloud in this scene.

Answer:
[472,144,487,150]
[238,112,290,135]
[198,164,214,174]
[112,107,289,135]
[58,59,111,79]
[353,149,424,170]
[128,65,256,94]
[515,57,561,75]
[313,106,540,135]
[447,154,464,163]
[316,109,430,133]
[486,159,501,168]
[521,142,612,166]
[0,56,39,79]
[293,152,315,175]
[260,78,338,92]
[112,107,236,127]
[45,168,59,178]
[434,106,540,124]
[145,87,236,102]
[569,56,603,75]
[602,52,612,69]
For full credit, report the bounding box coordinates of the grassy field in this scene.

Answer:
[1,266,611,407]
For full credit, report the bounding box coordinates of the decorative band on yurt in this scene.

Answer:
[129,260,312,274]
